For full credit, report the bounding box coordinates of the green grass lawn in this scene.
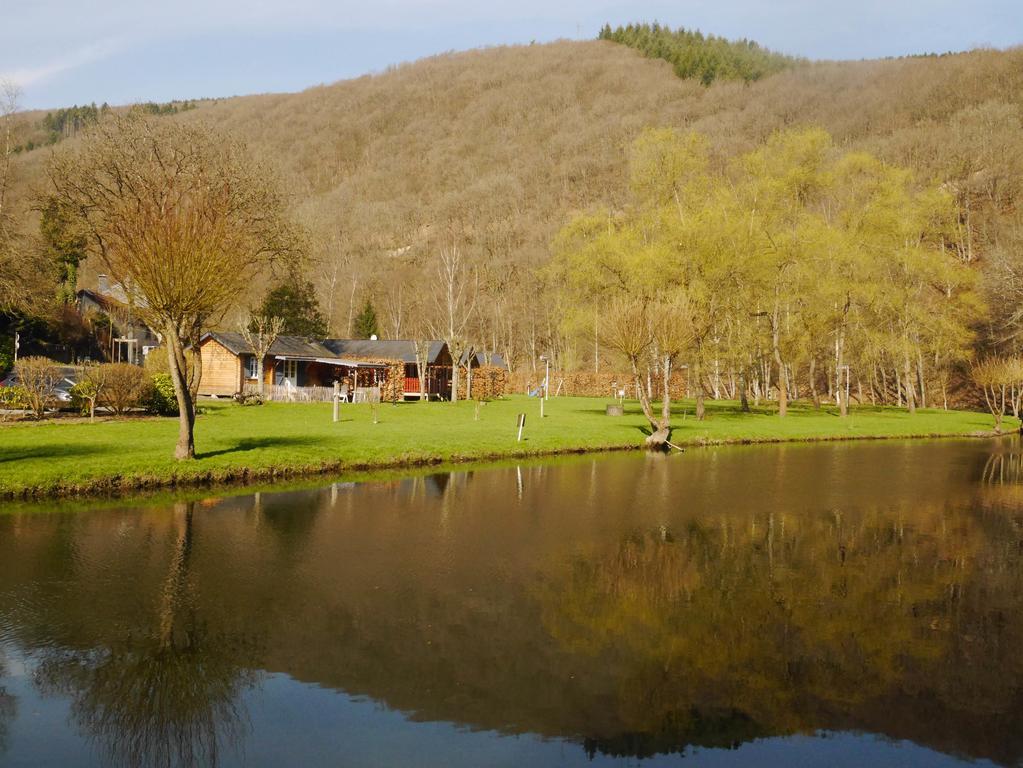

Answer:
[0,395,1012,498]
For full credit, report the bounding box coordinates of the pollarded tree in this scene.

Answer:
[47,111,302,459]
[972,357,1017,432]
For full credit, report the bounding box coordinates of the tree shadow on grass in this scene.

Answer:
[197,435,326,460]
[0,444,108,464]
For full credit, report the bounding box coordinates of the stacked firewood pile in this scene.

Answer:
[507,370,688,399]
[457,365,508,400]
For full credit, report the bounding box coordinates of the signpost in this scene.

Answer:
[516,413,526,442]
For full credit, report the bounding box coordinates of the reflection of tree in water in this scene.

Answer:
[0,651,15,758]
[34,503,259,768]
[540,502,1023,762]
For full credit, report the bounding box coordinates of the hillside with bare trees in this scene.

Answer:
[4,37,1023,379]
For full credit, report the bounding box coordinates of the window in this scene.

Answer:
[282,359,298,384]
[245,356,259,380]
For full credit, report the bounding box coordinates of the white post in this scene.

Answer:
[333,381,340,423]
[12,332,18,364]
[517,413,525,441]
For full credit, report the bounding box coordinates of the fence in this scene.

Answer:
[261,383,336,403]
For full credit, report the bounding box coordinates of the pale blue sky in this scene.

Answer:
[3,0,1021,109]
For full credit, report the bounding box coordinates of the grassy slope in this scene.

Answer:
[0,396,1010,498]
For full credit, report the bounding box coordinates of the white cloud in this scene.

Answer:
[0,38,123,89]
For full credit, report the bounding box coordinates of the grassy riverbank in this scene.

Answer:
[0,396,1012,498]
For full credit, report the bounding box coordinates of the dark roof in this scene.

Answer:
[203,332,447,364]
[77,288,124,312]
[458,350,509,369]
[203,332,333,359]
[321,339,446,364]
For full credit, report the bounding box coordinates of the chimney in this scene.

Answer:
[97,274,110,296]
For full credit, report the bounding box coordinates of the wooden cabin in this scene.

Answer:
[198,332,454,401]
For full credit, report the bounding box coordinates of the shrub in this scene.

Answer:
[143,373,179,416]
[0,385,29,409]
[69,379,97,416]
[96,363,149,415]
[233,390,264,406]
[144,348,169,375]
[14,356,63,418]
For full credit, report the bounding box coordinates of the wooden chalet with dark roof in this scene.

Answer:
[198,332,456,401]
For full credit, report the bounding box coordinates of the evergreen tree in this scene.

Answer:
[256,279,328,338]
[353,299,379,339]
[39,197,86,305]
[598,22,802,85]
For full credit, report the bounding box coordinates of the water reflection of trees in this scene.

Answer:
[4,445,1023,766]
[31,502,258,768]
[35,629,255,768]
[0,652,15,758]
[539,499,1023,763]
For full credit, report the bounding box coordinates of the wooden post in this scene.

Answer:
[517,413,526,442]
[540,397,545,418]
[333,381,340,423]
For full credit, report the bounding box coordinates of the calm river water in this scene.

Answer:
[2,439,1023,767]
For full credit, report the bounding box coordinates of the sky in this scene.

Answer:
[2,0,1021,110]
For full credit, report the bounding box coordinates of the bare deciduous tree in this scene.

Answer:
[47,111,302,459]
[426,245,478,403]
[239,315,284,396]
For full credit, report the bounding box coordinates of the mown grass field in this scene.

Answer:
[0,395,1012,498]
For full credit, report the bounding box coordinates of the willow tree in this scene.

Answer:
[552,128,714,437]
[47,111,301,459]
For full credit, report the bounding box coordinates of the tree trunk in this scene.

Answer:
[693,358,705,420]
[739,368,750,412]
[809,357,820,409]
[833,323,847,416]
[661,354,672,427]
[903,350,916,414]
[629,355,669,448]
[916,349,926,409]
[449,343,462,402]
[166,326,196,460]
[773,329,787,418]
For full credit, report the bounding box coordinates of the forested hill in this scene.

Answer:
[598,22,804,84]
[5,35,1023,343]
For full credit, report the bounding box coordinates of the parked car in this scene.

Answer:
[0,366,80,404]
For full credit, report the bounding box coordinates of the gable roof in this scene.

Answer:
[203,332,447,364]
[203,331,333,359]
[321,339,447,364]
[458,350,509,369]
